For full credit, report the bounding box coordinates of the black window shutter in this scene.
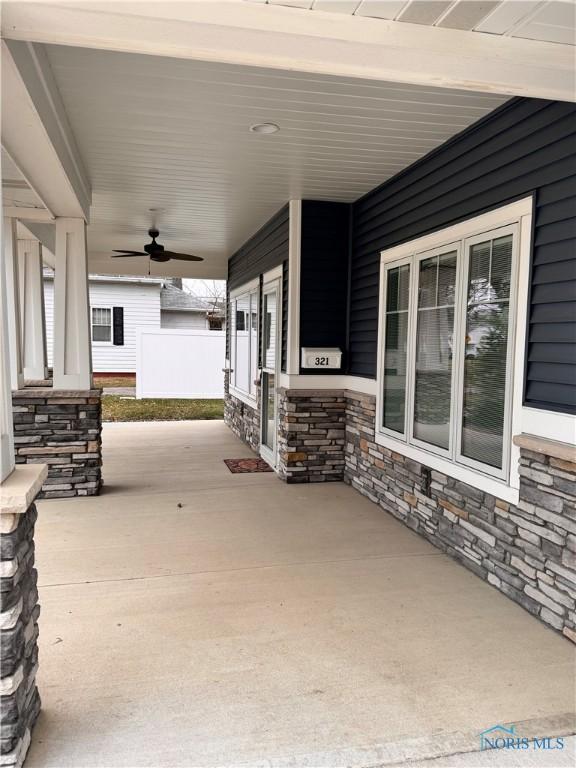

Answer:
[112,307,124,346]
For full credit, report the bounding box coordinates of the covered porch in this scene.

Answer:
[27,420,574,766]
[1,3,575,767]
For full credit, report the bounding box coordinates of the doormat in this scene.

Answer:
[223,457,273,474]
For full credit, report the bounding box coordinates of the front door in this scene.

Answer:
[260,276,281,468]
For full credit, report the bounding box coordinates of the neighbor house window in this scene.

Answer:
[91,307,112,343]
[378,211,521,484]
[208,315,223,331]
[230,281,259,403]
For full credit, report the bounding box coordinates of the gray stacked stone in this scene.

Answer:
[277,389,346,483]
[1,504,41,767]
[344,390,576,642]
[223,371,260,453]
[12,389,103,498]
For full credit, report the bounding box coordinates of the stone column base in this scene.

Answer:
[1,465,46,767]
[12,388,103,498]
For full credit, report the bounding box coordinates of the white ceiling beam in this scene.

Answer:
[17,221,56,268]
[1,1,573,101]
[1,40,91,220]
[3,207,54,222]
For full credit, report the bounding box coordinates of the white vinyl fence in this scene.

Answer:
[136,328,225,399]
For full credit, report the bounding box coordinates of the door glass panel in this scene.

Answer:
[249,293,258,395]
[413,251,457,449]
[382,263,410,434]
[234,294,251,393]
[263,290,277,370]
[261,283,279,458]
[461,234,513,469]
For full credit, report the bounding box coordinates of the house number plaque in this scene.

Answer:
[300,348,342,369]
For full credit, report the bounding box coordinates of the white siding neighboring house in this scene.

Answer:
[43,274,219,373]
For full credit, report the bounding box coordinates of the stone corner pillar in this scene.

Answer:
[1,463,47,768]
[513,433,576,643]
[12,388,103,499]
[276,388,346,484]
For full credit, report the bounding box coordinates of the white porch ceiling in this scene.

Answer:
[36,44,507,279]
[254,0,576,45]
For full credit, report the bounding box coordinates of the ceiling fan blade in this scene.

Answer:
[159,251,204,262]
[112,250,147,256]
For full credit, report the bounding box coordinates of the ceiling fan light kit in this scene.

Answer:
[112,228,203,262]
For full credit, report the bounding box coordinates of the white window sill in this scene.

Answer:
[228,385,257,410]
[374,430,520,505]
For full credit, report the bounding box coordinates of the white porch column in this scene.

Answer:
[18,238,48,382]
[4,217,24,389]
[53,217,92,390]
[286,200,302,375]
[1,221,16,481]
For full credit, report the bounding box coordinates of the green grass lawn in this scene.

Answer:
[102,396,224,422]
[94,376,135,388]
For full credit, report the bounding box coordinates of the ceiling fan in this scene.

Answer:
[112,229,203,262]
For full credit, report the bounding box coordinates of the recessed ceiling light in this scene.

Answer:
[250,123,280,134]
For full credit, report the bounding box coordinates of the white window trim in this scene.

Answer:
[375,198,534,504]
[229,277,259,300]
[287,199,302,375]
[229,278,259,408]
[521,405,576,446]
[91,305,113,346]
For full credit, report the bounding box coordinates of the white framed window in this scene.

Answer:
[229,278,259,406]
[376,199,533,497]
[91,306,112,344]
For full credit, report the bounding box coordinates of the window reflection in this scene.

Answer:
[382,264,410,434]
[462,235,512,468]
[413,252,457,450]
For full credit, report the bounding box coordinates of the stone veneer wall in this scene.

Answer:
[1,503,41,767]
[223,371,260,453]
[344,390,576,642]
[12,389,102,498]
[277,389,346,482]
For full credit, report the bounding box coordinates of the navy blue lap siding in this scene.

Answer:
[299,201,350,374]
[349,98,576,415]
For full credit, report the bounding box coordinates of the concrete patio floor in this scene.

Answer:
[28,420,575,767]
